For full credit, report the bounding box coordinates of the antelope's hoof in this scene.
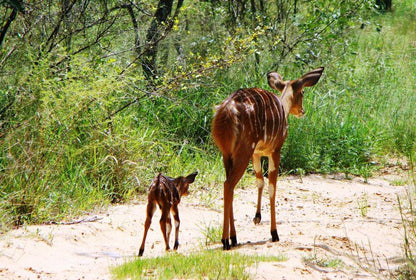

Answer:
[253,213,261,224]
[173,241,179,250]
[271,230,279,242]
[230,235,237,247]
[138,248,144,257]
[222,239,231,250]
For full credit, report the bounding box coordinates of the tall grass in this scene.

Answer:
[277,2,416,176]
[397,192,416,279]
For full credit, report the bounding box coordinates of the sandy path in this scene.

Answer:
[0,174,408,279]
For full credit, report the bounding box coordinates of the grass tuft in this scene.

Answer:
[112,250,287,280]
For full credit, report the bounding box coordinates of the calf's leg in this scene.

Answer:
[171,204,181,250]
[160,206,171,250]
[139,202,156,256]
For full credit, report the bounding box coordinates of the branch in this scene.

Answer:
[41,0,77,58]
[44,216,103,225]
[105,92,149,120]
[53,15,118,68]
[0,7,18,47]
[118,3,141,54]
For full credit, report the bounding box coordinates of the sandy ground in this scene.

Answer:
[0,173,410,279]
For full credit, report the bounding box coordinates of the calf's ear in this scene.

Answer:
[185,171,198,183]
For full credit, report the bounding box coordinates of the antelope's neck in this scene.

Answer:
[280,94,291,121]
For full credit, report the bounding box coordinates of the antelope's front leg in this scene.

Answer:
[252,154,264,224]
[172,204,180,250]
[268,152,280,242]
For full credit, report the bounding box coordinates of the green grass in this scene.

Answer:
[357,193,369,217]
[112,250,287,280]
[304,254,344,269]
[397,193,416,279]
[200,223,222,246]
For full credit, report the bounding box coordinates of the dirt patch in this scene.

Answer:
[0,174,409,279]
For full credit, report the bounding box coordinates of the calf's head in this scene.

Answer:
[174,171,198,196]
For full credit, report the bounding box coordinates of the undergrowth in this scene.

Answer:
[0,1,414,234]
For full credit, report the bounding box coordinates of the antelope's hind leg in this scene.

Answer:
[222,151,252,250]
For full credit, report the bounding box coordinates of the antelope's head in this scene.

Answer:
[268,67,324,118]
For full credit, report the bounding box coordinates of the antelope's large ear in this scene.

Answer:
[185,171,198,183]
[267,71,286,92]
[298,67,324,88]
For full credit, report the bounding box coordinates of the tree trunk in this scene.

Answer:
[275,0,285,23]
[141,0,183,83]
[0,7,17,47]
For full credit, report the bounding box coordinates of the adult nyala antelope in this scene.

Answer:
[212,67,324,250]
[139,171,198,256]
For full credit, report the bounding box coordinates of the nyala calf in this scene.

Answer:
[139,171,198,256]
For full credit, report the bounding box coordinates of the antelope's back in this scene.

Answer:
[148,173,180,205]
[212,88,286,155]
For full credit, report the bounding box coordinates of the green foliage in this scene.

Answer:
[200,223,223,246]
[304,254,344,269]
[112,250,287,280]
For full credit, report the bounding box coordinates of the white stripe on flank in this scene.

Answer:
[251,93,262,139]
[244,91,256,135]
[255,90,268,142]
